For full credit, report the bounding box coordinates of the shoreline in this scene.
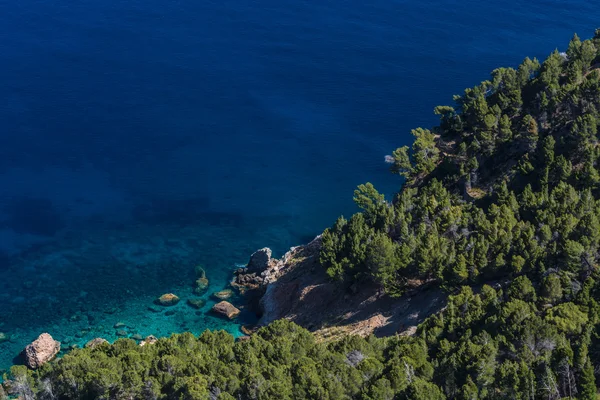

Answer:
[0,219,294,373]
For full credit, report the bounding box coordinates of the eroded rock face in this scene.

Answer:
[24,333,60,369]
[247,248,272,273]
[212,301,240,319]
[232,268,264,290]
[235,235,446,340]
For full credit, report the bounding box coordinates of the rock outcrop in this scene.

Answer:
[156,293,180,306]
[247,248,272,273]
[140,335,158,346]
[85,338,109,349]
[235,236,447,340]
[211,301,240,319]
[23,333,60,369]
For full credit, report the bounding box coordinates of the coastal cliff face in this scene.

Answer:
[236,237,447,341]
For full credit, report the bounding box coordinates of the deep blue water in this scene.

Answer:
[0,0,597,370]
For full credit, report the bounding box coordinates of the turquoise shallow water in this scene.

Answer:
[0,217,288,370]
[0,0,598,372]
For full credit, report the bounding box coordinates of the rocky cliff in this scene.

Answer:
[235,236,447,340]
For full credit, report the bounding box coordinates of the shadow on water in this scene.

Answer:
[11,353,24,367]
[3,196,65,236]
[296,232,320,245]
[0,251,10,271]
[131,196,244,227]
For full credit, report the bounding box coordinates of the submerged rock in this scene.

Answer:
[195,278,209,294]
[187,298,206,309]
[116,329,128,337]
[211,301,240,319]
[113,322,126,328]
[247,248,272,273]
[85,338,109,349]
[195,266,207,279]
[156,293,180,306]
[23,333,60,369]
[131,334,143,341]
[0,332,8,343]
[140,335,158,347]
[212,289,233,300]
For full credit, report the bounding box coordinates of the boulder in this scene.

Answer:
[140,335,158,347]
[0,332,8,343]
[211,301,240,319]
[131,334,143,341]
[212,289,233,300]
[85,338,109,349]
[247,248,272,273]
[187,298,206,309]
[23,333,60,369]
[116,329,128,337]
[156,293,180,306]
[232,271,264,290]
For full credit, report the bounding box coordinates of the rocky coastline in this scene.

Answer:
[234,235,447,341]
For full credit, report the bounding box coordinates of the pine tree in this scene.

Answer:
[577,357,597,400]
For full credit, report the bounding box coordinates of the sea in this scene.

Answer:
[0,0,597,370]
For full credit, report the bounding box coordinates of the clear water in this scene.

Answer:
[0,0,597,370]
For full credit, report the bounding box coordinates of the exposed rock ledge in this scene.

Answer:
[234,236,447,340]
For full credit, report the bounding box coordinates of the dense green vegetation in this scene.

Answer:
[3,320,449,400]
[321,31,600,296]
[317,29,600,398]
[4,30,600,399]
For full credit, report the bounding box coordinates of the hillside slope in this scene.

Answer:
[236,237,446,340]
